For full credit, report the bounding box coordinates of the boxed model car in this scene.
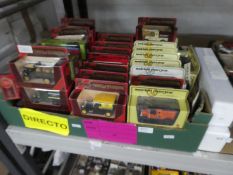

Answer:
[51,26,94,45]
[61,18,95,30]
[79,69,129,83]
[136,17,177,42]
[88,53,129,64]
[82,61,129,73]
[130,66,186,89]
[31,45,79,80]
[93,41,133,49]
[20,85,71,113]
[130,59,181,68]
[127,85,189,128]
[96,33,134,43]
[51,27,87,60]
[90,46,132,56]
[10,54,72,89]
[69,78,128,122]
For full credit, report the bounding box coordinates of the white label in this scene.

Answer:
[71,124,82,128]
[17,45,33,53]
[55,35,85,40]
[138,127,154,134]
[89,140,102,150]
[131,66,185,79]
[163,135,175,139]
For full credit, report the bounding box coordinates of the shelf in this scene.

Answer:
[6,125,233,175]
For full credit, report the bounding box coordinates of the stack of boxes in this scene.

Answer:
[0,18,94,114]
[0,17,201,127]
[78,33,133,83]
[9,46,72,113]
[69,33,134,122]
[196,47,233,153]
[127,17,200,129]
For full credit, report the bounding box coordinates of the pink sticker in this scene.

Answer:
[82,119,137,144]
[82,120,101,139]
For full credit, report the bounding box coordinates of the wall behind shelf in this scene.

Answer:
[87,0,233,35]
[0,0,65,73]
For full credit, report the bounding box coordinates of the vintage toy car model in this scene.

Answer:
[22,62,54,84]
[21,86,71,113]
[137,96,180,125]
[31,90,61,106]
[70,79,127,122]
[81,92,118,118]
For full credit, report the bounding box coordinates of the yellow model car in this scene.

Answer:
[81,92,118,118]
[151,169,179,175]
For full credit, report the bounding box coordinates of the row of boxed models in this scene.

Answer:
[0,17,200,130]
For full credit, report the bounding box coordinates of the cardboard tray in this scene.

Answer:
[0,96,211,152]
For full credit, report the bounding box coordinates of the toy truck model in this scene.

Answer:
[22,62,54,84]
[140,108,177,120]
[31,90,60,106]
[137,96,179,125]
[81,93,118,118]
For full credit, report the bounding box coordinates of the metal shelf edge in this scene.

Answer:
[6,126,233,175]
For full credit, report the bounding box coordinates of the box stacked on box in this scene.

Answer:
[128,17,201,129]
[9,46,72,113]
[69,32,134,121]
[195,47,233,153]
[136,17,177,42]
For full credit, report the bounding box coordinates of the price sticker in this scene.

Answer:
[17,45,33,53]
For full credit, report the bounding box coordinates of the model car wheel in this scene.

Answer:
[43,79,50,84]
[82,109,87,114]
[24,76,30,81]
[105,112,111,117]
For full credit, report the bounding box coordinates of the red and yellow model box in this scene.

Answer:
[69,78,128,122]
[127,86,189,128]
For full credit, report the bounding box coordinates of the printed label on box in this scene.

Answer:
[163,135,175,139]
[71,124,82,128]
[134,41,177,49]
[83,119,137,144]
[17,45,33,53]
[130,66,185,79]
[19,108,69,136]
[138,127,154,134]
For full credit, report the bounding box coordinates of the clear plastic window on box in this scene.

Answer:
[137,96,180,125]
[13,56,61,85]
[77,89,119,119]
[24,87,61,106]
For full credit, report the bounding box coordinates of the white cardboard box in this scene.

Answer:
[198,126,232,152]
[195,47,233,127]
